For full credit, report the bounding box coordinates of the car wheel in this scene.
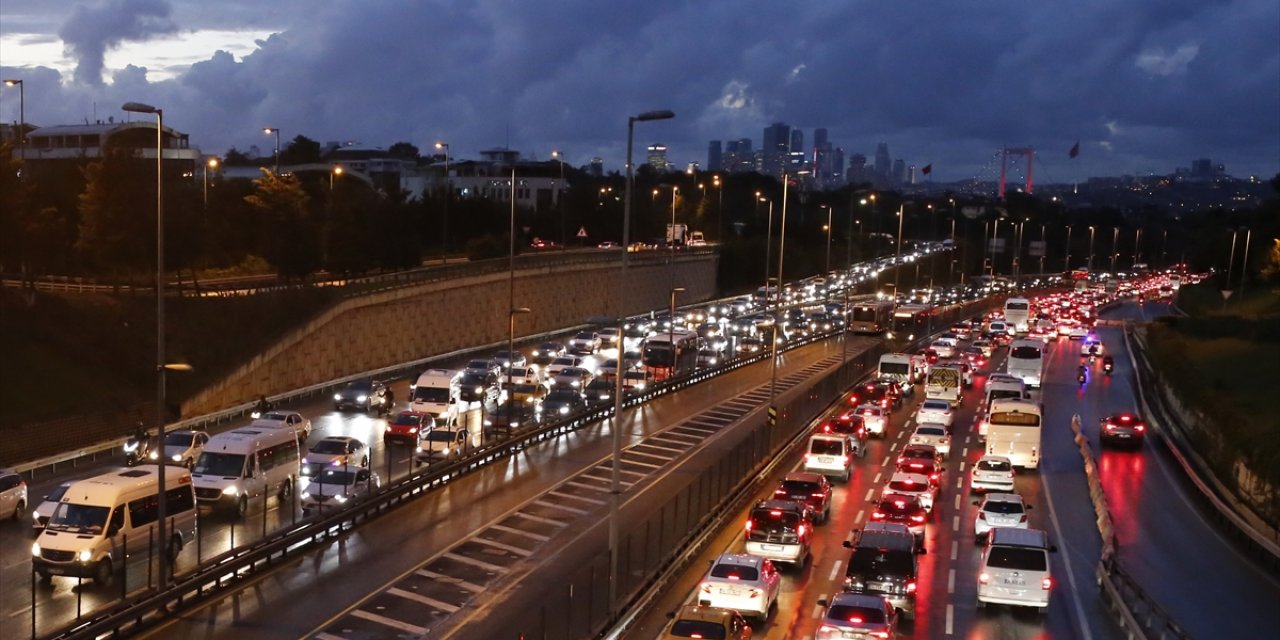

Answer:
[12,500,24,522]
[92,558,114,587]
[278,479,293,503]
[236,495,249,519]
[362,456,369,467]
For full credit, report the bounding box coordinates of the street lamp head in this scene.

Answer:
[207,157,219,168]
[634,109,675,122]
[262,127,276,134]
[511,306,532,315]
[123,101,160,114]
[3,79,21,86]
[333,165,344,175]
[672,287,686,293]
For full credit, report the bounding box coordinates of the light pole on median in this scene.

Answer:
[1088,225,1096,272]
[761,196,774,302]
[893,205,905,294]
[713,174,723,241]
[435,141,451,256]
[4,79,24,165]
[552,149,567,248]
[262,127,280,174]
[611,108,673,611]
[1065,224,1074,271]
[822,204,833,276]
[329,165,343,192]
[1110,226,1120,273]
[668,287,685,357]
[202,157,218,209]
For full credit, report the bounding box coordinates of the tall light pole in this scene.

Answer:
[769,169,807,412]
[893,205,905,293]
[668,287,685,351]
[1088,225,1096,271]
[1039,223,1046,275]
[1110,226,1120,273]
[202,157,219,209]
[123,100,170,589]
[1064,224,1074,271]
[669,185,679,263]
[3,79,23,165]
[1239,228,1253,298]
[551,149,567,248]
[1133,228,1143,268]
[822,204,833,275]
[329,165,343,192]
[761,196,774,299]
[612,109,673,611]
[435,141,451,256]
[713,174,723,241]
[262,127,280,174]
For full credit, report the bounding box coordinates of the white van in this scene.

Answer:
[878,352,922,387]
[32,466,198,586]
[925,365,963,407]
[410,369,461,425]
[977,527,1056,612]
[192,426,300,517]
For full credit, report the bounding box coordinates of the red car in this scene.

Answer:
[871,493,928,540]
[773,472,834,523]
[384,411,429,444]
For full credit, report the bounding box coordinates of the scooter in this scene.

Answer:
[1077,368,1088,385]
[1103,358,1114,376]
[124,433,152,466]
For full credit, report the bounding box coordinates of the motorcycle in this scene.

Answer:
[124,433,152,467]
[250,399,275,420]
[1103,358,1114,376]
[1077,367,1088,385]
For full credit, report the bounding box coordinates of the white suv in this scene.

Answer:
[973,492,1030,541]
[971,455,1015,493]
[977,527,1056,612]
[0,468,28,522]
[696,553,781,622]
[914,399,954,428]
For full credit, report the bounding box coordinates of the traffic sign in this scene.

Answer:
[1221,290,1234,300]
[577,226,588,238]
[767,406,778,427]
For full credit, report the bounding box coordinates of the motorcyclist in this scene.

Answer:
[252,395,274,418]
[1103,355,1115,374]
[1077,365,1088,383]
[125,423,150,465]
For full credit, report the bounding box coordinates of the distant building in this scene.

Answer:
[646,143,670,172]
[16,120,199,179]
[723,138,755,174]
[892,159,907,184]
[707,140,723,172]
[588,157,604,177]
[790,129,804,153]
[762,122,791,177]
[874,143,891,177]
[813,128,828,150]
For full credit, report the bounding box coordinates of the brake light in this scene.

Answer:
[978,572,990,584]
[775,488,787,496]
[930,472,939,481]
[812,492,827,498]
[978,512,986,520]
[871,511,885,520]
[1134,424,1145,432]
[822,423,832,433]
[748,588,760,598]
[804,454,814,463]
[1120,415,1132,422]
[770,510,782,516]
[871,631,891,639]
[745,519,753,533]
[1042,577,1053,590]
[906,580,917,593]
[848,616,863,623]
[409,427,418,434]
[701,583,713,593]
[910,514,926,523]
[798,524,808,539]
[841,455,850,464]
[1019,514,1028,523]
[1105,422,1115,431]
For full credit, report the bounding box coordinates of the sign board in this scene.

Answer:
[577,226,588,238]
[1028,240,1046,257]
[767,406,778,427]
[988,238,1007,254]
[1221,290,1234,300]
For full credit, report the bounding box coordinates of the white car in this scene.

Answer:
[597,327,621,347]
[971,455,1015,493]
[250,410,312,442]
[853,404,887,437]
[914,399,954,429]
[0,467,29,523]
[550,366,593,390]
[883,471,937,512]
[152,429,209,468]
[909,424,951,459]
[696,553,782,622]
[415,426,472,463]
[567,331,601,354]
[544,355,584,379]
[972,339,995,357]
[302,436,369,477]
[929,340,955,358]
[506,366,542,387]
[300,467,379,514]
[973,492,1030,541]
[30,481,72,534]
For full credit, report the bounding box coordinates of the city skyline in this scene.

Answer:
[1,0,1277,182]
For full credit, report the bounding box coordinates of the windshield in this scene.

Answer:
[879,362,908,374]
[989,390,1022,402]
[46,484,71,503]
[1006,302,1029,311]
[1011,346,1042,359]
[983,500,1025,514]
[194,452,246,477]
[809,439,845,455]
[642,344,674,367]
[922,400,949,411]
[667,620,726,639]
[164,432,195,446]
[309,440,349,454]
[513,384,539,395]
[826,604,887,624]
[888,478,926,493]
[551,357,577,367]
[574,332,595,340]
[467,360,491,370]
[343,380,372,393]
[710,563,760,581]
[412,387,450,403]
[986,546,1047,571]
[750,510,800,533]
[546,391,578,403]
[47,503,109,533]
[392,413,423,426]
[848,548,913,574]
[424,430,462,443]
[780,480,821,494]
[916,426,946,437]
[313,469,358,486]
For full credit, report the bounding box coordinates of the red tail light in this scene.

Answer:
[910,514,926,523]
[812,492,827,498]
[1041,577,1053,590]
[798,524,808,539]
[748,588,761,598]
[745,519,753,533]
[1134,424,1145,431]
[841,455,850,464]
[871,510,885,520]
[978,572,990,584]
[774,488,787,497]
[1019,514,1028,523]
[978,512,986,520]
[906,580,917,593]
[701,583,713,594]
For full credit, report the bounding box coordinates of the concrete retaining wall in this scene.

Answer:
[184,252,719,415]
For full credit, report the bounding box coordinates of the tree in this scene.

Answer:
[387,142,420,160]
[1260,239,1280,285]
[75,143,154,274]
[244,170,320,279]
[223,147,252,165]
[280,135,322,165]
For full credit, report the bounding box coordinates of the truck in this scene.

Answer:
[925,364,962,407]
[687,230,706,246]
[666,223,689,247]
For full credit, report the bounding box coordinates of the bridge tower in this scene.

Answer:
[998,147,1034,198]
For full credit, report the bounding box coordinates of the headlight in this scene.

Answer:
[31,543,40,557]
[559,406,570,415]
[124,441,138,453]
[333,494,347,504]
[221,485,238,496]
[301,492,311,501]
[415,447,423,454]
[78,549,93,562]
[171,454,182,462]
[356,395,368,403]
[475,386,484,394]
[333,393,342,401]
[149,451,158,460]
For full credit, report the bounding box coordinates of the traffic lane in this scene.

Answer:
[1078,320,1280,638]
[135,335,872,640]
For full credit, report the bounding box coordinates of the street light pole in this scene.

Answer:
[1088,226,1096,271]
[1110,226,1119,273]
[262,127,280,174]
[329,165,343,192]
[202,158,219,209]
[435,141,451,256]
[3,79,23,165]
[612,108,673,611]
[552,149,566,248]
[823,204,833,275]
[1065,224,1074,271]
[714,175,723,241]
[762,197,773,300]
[123,100,169,589]
[893,205,904,293]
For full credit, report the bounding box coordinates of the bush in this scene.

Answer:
[465,235,506,261]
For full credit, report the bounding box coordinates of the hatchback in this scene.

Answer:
[696,553,781,622]
[973,492,1031,541]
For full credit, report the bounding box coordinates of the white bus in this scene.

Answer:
[32,466,198,585]
[1005,339,1045,388]
[848,300,894,334]
[193,425,300,517]
[985,399,1043,469]
[1003,297,1032,334]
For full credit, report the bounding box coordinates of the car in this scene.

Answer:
[596,357,623,380]
[491,349,527,369]
[597,241,621,250]
[484,400,543,436]
[414,426,472,463]
[870,494,928,540]
[971,455,1016,493]
[300,467,379,514]
[696,348,723,368]
[542,389,586,416]
[1080,334,1105,356]
[977,528,1056,612]
[509,382,547,405]
[895,453,942,486]
[803,434,859,482]
[464,358,501,379]
[929,339,955,359]
[585,377,615,403]
[695,553,781,623]
[333,379,392,413]
[773,472,833,523]
[972,339,995,358]
[545,355,585,378]
[152,428,209,468]
[530,341,566,366]
[815,592,899,640]
[1068,323,1090,340]
[883,471,937,512]
[914,399,954,429]
[249,410,312,442]
[568,331,602,354]
[1100,412,1146,447]
[458,371,499,404]
[962,346,988,369]
[505,366,542,387]
[973,492,1031,541]
[909,424,952,459]
[821,411,867,441]
[622,369,650,393]
[841,522,923,617]
[384,410,430,444]
[853,404,888,437]
[0,468,29,522]
[859,381,904,410]
[29,481,72,535]
[659,605,752,640]
[743,499,813,567]
[550,366,593,390]
[302,436,369,477]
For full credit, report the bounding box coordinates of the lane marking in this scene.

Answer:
[950,540,958,561]
[416,569,483,592]
[811,593,826,619]
[511,511,567,527]
[945,604,954,635]
[864,488,874,501]
[1042,471,1095,640]
[470,536,533,557]
[565,479,610,493]
[952,515,960,531]
[954,476,963,490]
[954,494,961,510]
[443,551,509,573]
[854,510,865,524]
[827,560,841,581]
[533,499,588,515]
[958,461,966,472]
[350,609,427,635]
[388,586,460,613]
[872,472,882,484]
[948,568,956,594]
[548,490,607,506]
[488,523,550,542]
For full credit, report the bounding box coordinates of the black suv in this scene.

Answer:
[334,379,391,414]
[861,380,905,410]
[842,523,923,620]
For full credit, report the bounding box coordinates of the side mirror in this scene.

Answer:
[917,545,928,555]
[816,598,829,607]
[665,612,676,620]
[972,499,981,506]
[1049,544,1059,553]
[841,540,853,549]
[1025,504,1034,510]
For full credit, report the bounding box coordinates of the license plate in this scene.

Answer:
[761,544,784,552]
[818,456,834,464]
[1117,433,1130,438]
[1003,578,1025,586]
[47,568,65,575]
[719,587,743,596]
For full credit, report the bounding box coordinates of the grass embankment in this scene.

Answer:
[1146,282,1280,522]
[0,287,337,429]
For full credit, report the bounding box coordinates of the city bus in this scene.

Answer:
[985,399,1042,469]
[847,300,894,334]
[641,328,699,381]
[889,304,935,341]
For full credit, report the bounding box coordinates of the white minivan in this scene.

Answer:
[977,527,1056,612]
[410,368,461,426]
[192,426,300,518]
[32,466,198,586]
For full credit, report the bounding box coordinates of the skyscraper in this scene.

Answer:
[814,128,828,150]
[874,143,891,177]
[763,122,791,177]
[892,159,906,184]
[708,140,723,172]
[790,129,803,154]
[647,143,669,172]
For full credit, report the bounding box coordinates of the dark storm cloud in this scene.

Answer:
[57,0,178,85]
[4,0,1277,181]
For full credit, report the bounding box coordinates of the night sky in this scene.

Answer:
[2,0,1277,182]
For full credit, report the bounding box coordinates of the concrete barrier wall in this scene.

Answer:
[184,252,719,415]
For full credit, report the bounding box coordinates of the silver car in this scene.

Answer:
[301,467,379,514]
[30,481,73,535]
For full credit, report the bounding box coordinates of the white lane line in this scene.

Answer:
[618,457,662,469]
[417,569,483,592]
[827,560,841,581]
[626,449,675,462]
[489,523,551,542]
[864,488,875,501]
[511,511,568,527]
[444,552,510,574]
[350,609,427,635]
[1042,471,1095,640]
[945,604,954,635]
[954,494,961,510]
[950,540,958,561]
[533,499,588,515]
[549,490,607,506]
[965,434,972,445]
[952,515,960,531]
[959,461,966,472]
[881,455,891,466]
[388,587,460,613]
[873,471,882,484]
[811,594,826,619]
[947,568,956,593]
[955,476,963,490]
[855,510,865,524]
[470,536,533,557]
[565,480,610,493]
